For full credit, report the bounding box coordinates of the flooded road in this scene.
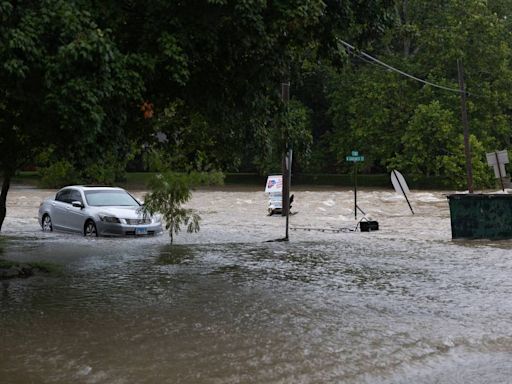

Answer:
[2,186,512,383]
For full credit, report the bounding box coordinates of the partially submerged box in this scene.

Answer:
[447,193,512,239]
[360,221,379,232]
[265,175,283,214]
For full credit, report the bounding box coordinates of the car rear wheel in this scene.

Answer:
[42,214,53,232]
[84,220,98,237]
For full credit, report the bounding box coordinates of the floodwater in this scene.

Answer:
[2,185,512,383]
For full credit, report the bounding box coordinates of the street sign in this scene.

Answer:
[486,149,509,191]
[486,150,509,179]
[346,155,364,162]
[391,170,414,214]
[351,150,359,156]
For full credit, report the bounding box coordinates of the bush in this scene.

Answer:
[38,160,78,188]
[83,163,117,185]
[38,151,130,187]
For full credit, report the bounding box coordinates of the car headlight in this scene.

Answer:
[99,215,121,224]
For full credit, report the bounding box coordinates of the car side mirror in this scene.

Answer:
[72,201,84,209]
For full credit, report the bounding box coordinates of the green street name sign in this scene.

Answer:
[346,150,364,162]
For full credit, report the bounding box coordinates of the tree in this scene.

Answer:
[142,171,224,244]
[323,0,512,187]
[0,0,144,230]
[389,101,491,187]
[88,0,395,174]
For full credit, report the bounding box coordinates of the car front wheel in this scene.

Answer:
[84,220,98,237]
[42,214,53,232]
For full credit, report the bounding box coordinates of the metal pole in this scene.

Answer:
[457,59,474,193]
[285,149,293,240]
[282,155,289,217]
[495,151,505,191]
[281,82,290,218]
[354,162,357,220]
[281,82,290,240]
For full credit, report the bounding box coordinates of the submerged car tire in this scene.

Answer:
[84,220,98,237]
[42,214,53,232]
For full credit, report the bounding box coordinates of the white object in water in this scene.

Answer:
[390,170,414,214]
[268,193,283,215]
[265,175,283,215]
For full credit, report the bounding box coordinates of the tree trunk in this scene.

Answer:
[0,172,12,232]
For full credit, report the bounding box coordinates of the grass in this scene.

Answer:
[123,172,456,189]
[11,170,457,190]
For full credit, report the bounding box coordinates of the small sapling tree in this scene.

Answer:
[142,171,224,244]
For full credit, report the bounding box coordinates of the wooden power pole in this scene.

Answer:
[457,59,474,193]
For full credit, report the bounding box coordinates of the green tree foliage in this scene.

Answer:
[252,99,312,173]
[321,0,512,188]
[0,0,144,229]
[142,171,224,244]
[389,101,491,187]
[90,0,394,173]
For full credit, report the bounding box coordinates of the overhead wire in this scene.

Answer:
[338,39,473,96]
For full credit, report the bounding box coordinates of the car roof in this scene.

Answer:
[62,186,125,192]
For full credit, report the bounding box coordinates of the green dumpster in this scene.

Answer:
[447,193,512,239]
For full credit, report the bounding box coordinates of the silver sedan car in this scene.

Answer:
[38,186,162,237]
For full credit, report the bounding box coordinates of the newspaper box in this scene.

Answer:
[265,175,282,215]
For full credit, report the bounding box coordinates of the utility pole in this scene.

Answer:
[457,59,474,193]
[281,82,291,241]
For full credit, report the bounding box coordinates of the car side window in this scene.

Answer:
[68,190,83,204]
[55,190,70,203]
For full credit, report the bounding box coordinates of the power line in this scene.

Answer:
[338,39,468,95]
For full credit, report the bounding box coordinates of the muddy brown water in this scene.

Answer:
[1,186,512,383]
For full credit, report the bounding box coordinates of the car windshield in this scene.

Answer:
[84,190,140,207]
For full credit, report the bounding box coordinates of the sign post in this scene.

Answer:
[281,81,291,241]
[391,169,414,214]
[346,150,365,220]
[284,148,293,240]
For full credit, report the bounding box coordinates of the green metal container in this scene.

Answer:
[447,193,512,239]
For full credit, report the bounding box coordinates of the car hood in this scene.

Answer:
[89,206,148,219]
